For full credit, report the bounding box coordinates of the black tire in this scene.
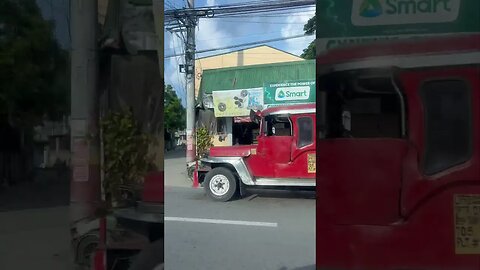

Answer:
[129,239,164,270]
[204,167,237,202]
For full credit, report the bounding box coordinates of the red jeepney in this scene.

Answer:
[316,34,480,269]
[200,104,316,201]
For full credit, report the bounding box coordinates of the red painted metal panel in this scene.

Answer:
[317,139,408,225]
[209,145,252,157]
[317,185,480,270]
[246,135,292,178]
[317,34,480,67]
[399,67,480,217]
[316,60,480,269]
[289,114,316,179]
[261,103,316,116]
[142,171,164,203]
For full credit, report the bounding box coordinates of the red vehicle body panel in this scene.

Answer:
[209,145,253,157]
[247,135,293,178]
[316,34,480,66]
[261,103,316,115]
[209,103,316,180]
[316,34,480,270]
[399,67,480,217]
[142,171,164,203]
[317,139,408,225]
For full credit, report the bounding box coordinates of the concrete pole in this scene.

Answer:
[186,0,196,163]
[152,0,165,172]
[69,0,101,244]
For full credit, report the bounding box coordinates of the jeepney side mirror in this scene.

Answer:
[342,111,351,131]
[249,109,261,125]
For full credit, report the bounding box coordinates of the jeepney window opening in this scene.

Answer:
[232,122,258,145]
[297,116,313,148]
[216,118,227,134]
[264,114,292,137]
[420,79,473,176]
[321,70,406,139]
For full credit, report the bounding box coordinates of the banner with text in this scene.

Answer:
[263,81,316,107]
[212,88,264,117]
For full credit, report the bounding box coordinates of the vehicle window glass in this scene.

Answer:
[322,73,405,139]
[421,80,472,175]
[265,115,292,136]
[297,117,313,148]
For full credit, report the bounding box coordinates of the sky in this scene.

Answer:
[164,0,315,107]
[36,0,70,49]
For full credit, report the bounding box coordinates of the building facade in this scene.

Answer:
[198,60,315,147]
[195,45,303,99]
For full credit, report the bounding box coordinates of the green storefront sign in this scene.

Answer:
[264,80,316,107]
[317,0,480,51]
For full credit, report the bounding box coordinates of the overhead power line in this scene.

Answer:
[165,0,315,31]
[165,33,314,58]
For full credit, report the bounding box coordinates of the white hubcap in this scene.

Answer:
[209,174,230,196]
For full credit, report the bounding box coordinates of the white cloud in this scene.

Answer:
[164,31,187,103]
[164,0,315,103]
[280,7,315,56]
[196,0,235,53]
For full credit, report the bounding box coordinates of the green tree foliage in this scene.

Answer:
[195,127,213,159]
[164,84,186,132]
[101,109,156,206]
[0,0,68,127]
[300,15,316,59]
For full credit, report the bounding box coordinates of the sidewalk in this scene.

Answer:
[0,206,74,270]
[0,173,73,269]
[0,178,69,212]
[165,147,191,187]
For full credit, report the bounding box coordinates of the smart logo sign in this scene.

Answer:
[352,0,461,26]
[264,81,315,106]
[275,87,310,101]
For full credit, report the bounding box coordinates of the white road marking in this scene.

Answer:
[164,217,278,227]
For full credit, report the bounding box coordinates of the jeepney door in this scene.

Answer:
[288,113,316,178]
[246,114,293,178]
[316,70,408,225]
[397,66,480,263]
[398,66,480,217]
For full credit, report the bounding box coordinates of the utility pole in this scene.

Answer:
[185,0,196,164]
[69,0,101,262]
[152,0,165,172]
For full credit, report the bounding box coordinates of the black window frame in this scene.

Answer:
[263,114,292,137]
[420,78,473,176]
[297,116,314,148]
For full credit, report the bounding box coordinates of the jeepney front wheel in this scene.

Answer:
[204,167,237,202]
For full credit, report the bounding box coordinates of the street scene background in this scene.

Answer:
[164,148,315,270]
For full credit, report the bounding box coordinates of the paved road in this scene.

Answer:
[0,206,74,270]
[164,148,315,270]
[0,177,73,270]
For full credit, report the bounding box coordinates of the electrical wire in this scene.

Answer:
[201,18,306,24]
[165,30,307,53]
[165,33,313,58]
[165,0,314,24]
[170,32,187,100]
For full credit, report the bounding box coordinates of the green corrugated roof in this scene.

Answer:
[199,60,315,96]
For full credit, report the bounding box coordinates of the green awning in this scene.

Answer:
[199,59,315,97]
